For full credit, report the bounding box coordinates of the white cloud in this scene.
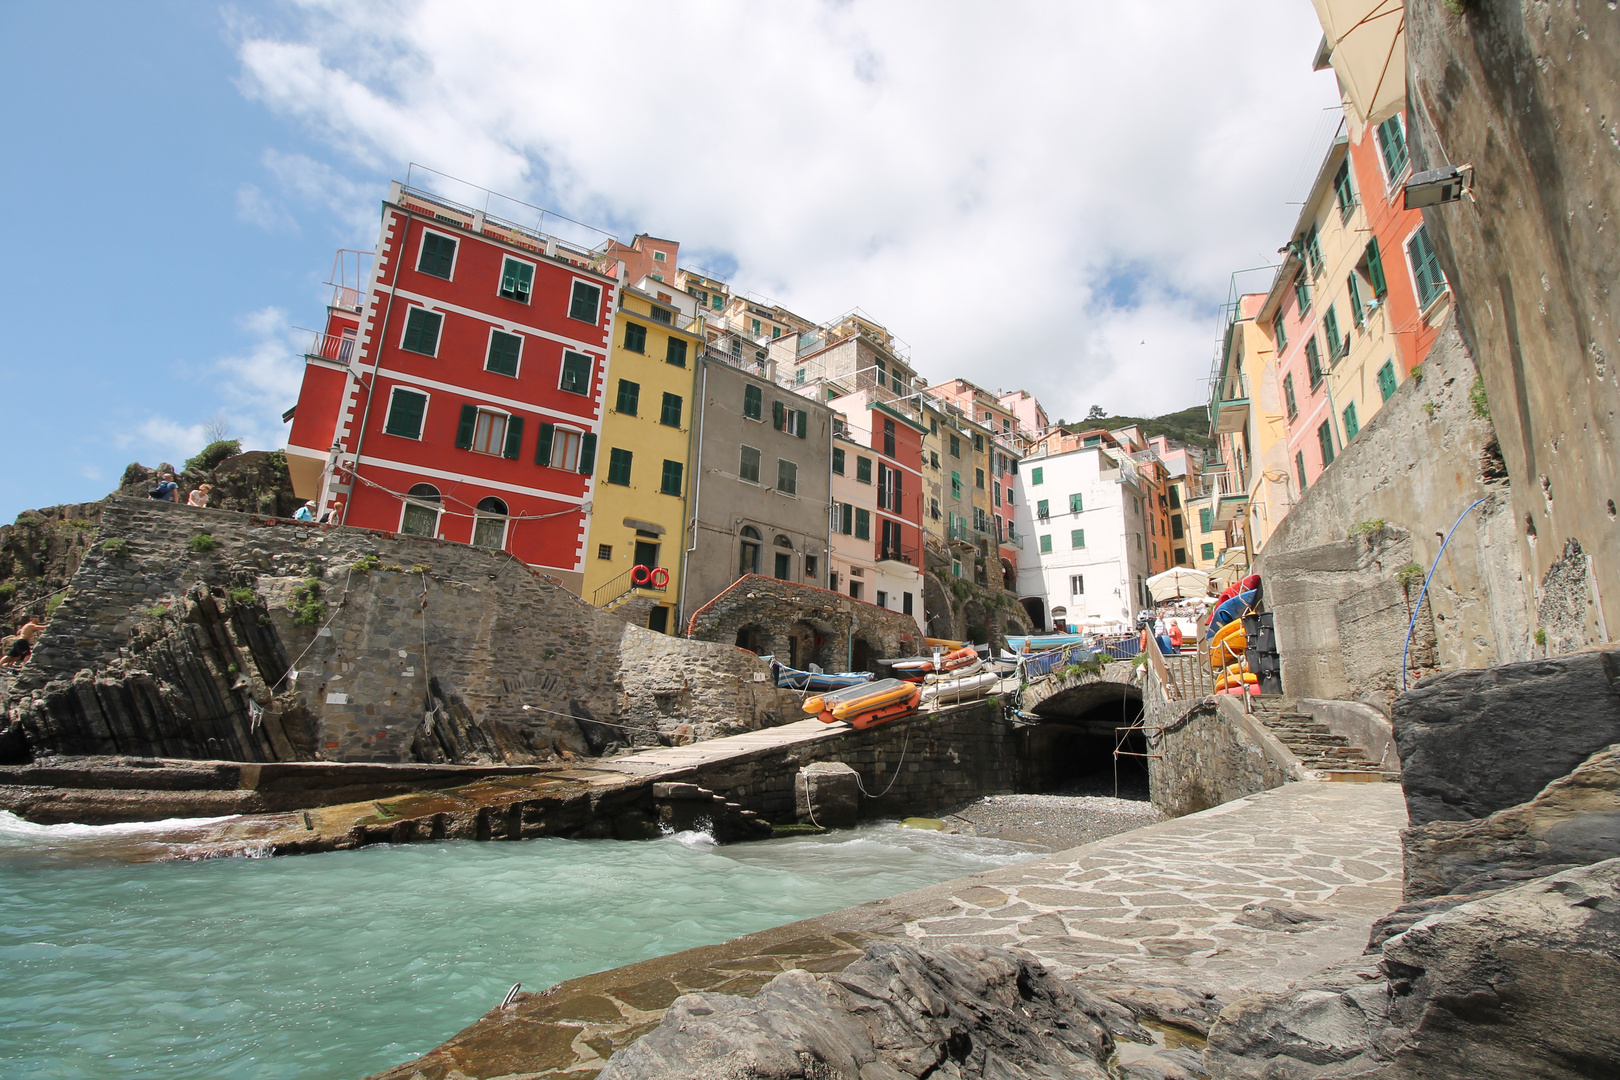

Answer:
[236,1,1340,420]
[236,182,296,231]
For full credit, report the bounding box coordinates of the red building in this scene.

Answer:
[287,180,619,593]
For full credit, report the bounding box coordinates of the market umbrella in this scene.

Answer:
[1147,568,1211,603]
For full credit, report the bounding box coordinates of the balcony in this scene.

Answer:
[876,540,922,569]
[1001,530,1025,550]
[301,328,357,368]
[1210,370,1250,435]
[1206,470,1248,525]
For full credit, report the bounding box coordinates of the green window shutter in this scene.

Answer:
[1365,238,1387,296]
[502,415,524,459]
[1199,508,1213,534]
[665,338,687,367]
[1272,312,1288,351]
[1039,534,1052,554]
[455,404,477,449]
[500,259,532,301]
[1306,227,1323,278]
[711,294,723,310]
[796,410,807,439]
[832,448,845,475]
[660,460,683,496]
[1318,420,1335,468]
[743,384,762,420]
[1343,402,1360,441]
[402,308,442,355]
[384,389,427,438]
[1348,273,1364,328]
[418,233,455,278]
[1410,225,1446,308]
[1378,360,1398,402]
[623,322,646,353]
[1071,529,1085,549]
[854,508,870,540]
[536,422,555,466]
[856,457,872,484]
[1306,339,1322,387]
[660,393,683,428]
[1036,498,1048,518]
[772,399,785,430]
[1068,493,1082,513]
[1284,374,1298,419]
[561,351,592,395]
[1378,116,1408,178]
[616,379,640,416]
[1324,305,1342,358]
[569,282,601,322]
[841,504,853,534]
[1030,467,1042,485]
[578,432,597,474]
[1201,542,1215,561]
[1294,275,1311,312]
[1297,450,1308,492]
[486,330,521,376]
[607,448,633,486]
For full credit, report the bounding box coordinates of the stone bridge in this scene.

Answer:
[1018,658,1141,721]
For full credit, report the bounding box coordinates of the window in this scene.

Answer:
[929,497,940,520]
[1378,359,1399,402]
[1305,226,1323,279]
[537,424,590,472]
[649,306,672,326]
[874,359,887,389]
[739,526,760,576]
[1306,338,1323,388]
[1068,493,1082,514]
[739,445,761,483]
[751,318,761,335]
[569,281,601,323]
[417,232,455,278]
[1365,237,1388,297]
[1071,529,1085,549]
[1284,373,1298,420]
[1348,273,1365,329]
[777,459,797,495]
[1200,507,1213,533]
[660,393,682,428]
[1201,542,1215,561]
[880,519,905,562]
[1030,466,1043,485]
[1039,534,1052,554]
[1377,114,1409,180]
[660,460,683,496]
[400,484,440,537]
[1168,486,1181,509]
[833,502,854,534]
[857,457,873,484]
[832,448,845,475]
[624,322,646,353]
[666,338,687,367]
[401,307,442,355]
[950,469,961,498]
[1294,274,1311,313]
[853,507,871,540]
[952,559,962,578]
[711,293,724,311]
[1318,420,1336,468]
[773,327,782,339]
[607,448,633,486]
[877,464,902,512]
[772,400,807,437]
[1069,574,1084,596]
[743,384,763,421]
[615,379,640,415]
[1272,312,1288,352]
[1409,224,1447,309]
[993,482,1001,507]
[1296,450,1309,493]
[774,552,791,579]
[560,351,593,395]
[849,581,863,600]
[1171,514,1184,539]
[1343,401,1360,442]
[1333,159,1356,221]
[1005,486,1014,506]
[486,330,522,377]
[902,591,913,616]
[499,258,533,303]
[975,468,985,489]
[883,418,896,458]
[949,434,960,458]
[930,450,940,470]
[805,555,818,579]
[1323,304,1343,359]
[471,496,508,550]
[456,406,522,459]
[1036,499,1049,520]
[383,387,428,439]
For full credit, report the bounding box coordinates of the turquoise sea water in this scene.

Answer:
[0,813,1038,1080]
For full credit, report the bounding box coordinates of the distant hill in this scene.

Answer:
[1059,405,1212,449]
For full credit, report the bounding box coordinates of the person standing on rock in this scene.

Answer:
[0,617,46,669]
[150,473,180,502]
[187,483,212,507]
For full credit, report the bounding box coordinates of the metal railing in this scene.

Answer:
[591,565,668,607]
[301,328,358,367]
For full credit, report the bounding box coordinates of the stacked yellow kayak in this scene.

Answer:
[1209,619,1258,695]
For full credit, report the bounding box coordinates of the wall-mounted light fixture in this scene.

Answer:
[1403,164,1474,209]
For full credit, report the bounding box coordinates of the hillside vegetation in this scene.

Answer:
[1062,404,1212,448]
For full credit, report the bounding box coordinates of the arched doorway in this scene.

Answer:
[738,526,761,577]
[472,496,509,549]
[735,624,764,654]
[400,484,441,537]
[1020,596,1046,632]
[851,637,876,675]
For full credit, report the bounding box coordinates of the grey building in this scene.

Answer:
[679,350,834,627]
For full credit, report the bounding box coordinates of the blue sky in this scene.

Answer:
[0,2,1339,523]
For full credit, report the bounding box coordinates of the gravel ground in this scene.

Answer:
[937,793,1165,853]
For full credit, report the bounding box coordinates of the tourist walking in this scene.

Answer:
[149,473,179,501]
[294,500,317,522]
[0,617,46,669]
[187,483,212,507]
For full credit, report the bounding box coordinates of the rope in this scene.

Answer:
[269,568,355,693]
[348,469,586,522]
[1402,497,1487,689]
[849,728,910,799]
[798,770,822,829]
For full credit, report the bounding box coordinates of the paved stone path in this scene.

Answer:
[369,781,1407,1079]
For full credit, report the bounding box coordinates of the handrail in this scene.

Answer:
[591,566,667,607]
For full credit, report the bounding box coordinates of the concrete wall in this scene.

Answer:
[1146,696,1306,818]
[1,499,795,765]
[1254,319,1534,705]
[1406,0,1620,646]
[1299,697,1400,774]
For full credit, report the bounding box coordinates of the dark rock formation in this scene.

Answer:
[115,450,301,519]
[1206,859,1620,1079]
[597,942,1120,1080]
[1392,648,1620,825]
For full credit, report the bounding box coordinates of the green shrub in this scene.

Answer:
[44,591,67,615]
[1396,562,1425,590]
[145,604,168,618]
[291,578,327,627]
[185,439,242,474]
[1534,628,1548,647]
[228,587,256,606]
[1468,375,1490,420]
[1348,518,1387,539]
[350,554,380,573]
[101,538,130,557]
[190,533,218,554]
[0,582,15,600]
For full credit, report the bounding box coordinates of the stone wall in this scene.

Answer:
[1407,0,1620,647]
[1254,320,1534,706]
[1,499,794,766]
[920,566,1033,644]
[1146,695,1305,818]
[686,574,923,672]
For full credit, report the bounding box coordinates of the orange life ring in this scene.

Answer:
[632,564,651,585]
[650,567,670,588]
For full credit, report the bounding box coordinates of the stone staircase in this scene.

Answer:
[1248,699,1398,781]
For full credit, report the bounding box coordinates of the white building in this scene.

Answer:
[1013,444,1154,634]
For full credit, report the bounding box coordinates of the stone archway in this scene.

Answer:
[735,624,765,654]
[1020,596,1046,632]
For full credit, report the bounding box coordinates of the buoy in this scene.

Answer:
[632,564,651,585]
[650,567,669,588]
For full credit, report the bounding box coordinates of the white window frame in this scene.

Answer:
[399,305,443,357]
[415,227,460,281]
[1375,113,1411,189]
[559,349,595,396]
[498,255,536,305]
[398,489,442,537]
[568,280,603,325]
[382,386,430,440]
[484,326,524,378]
[470,408,511,457]
[1403,223,1450,315]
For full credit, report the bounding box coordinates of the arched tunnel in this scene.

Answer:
[1020,681,1149,800]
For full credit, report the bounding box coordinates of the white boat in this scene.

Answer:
[919,669,1000,704]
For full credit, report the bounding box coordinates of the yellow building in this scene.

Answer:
[1208,292,1292,572]
[581,285,705,633]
